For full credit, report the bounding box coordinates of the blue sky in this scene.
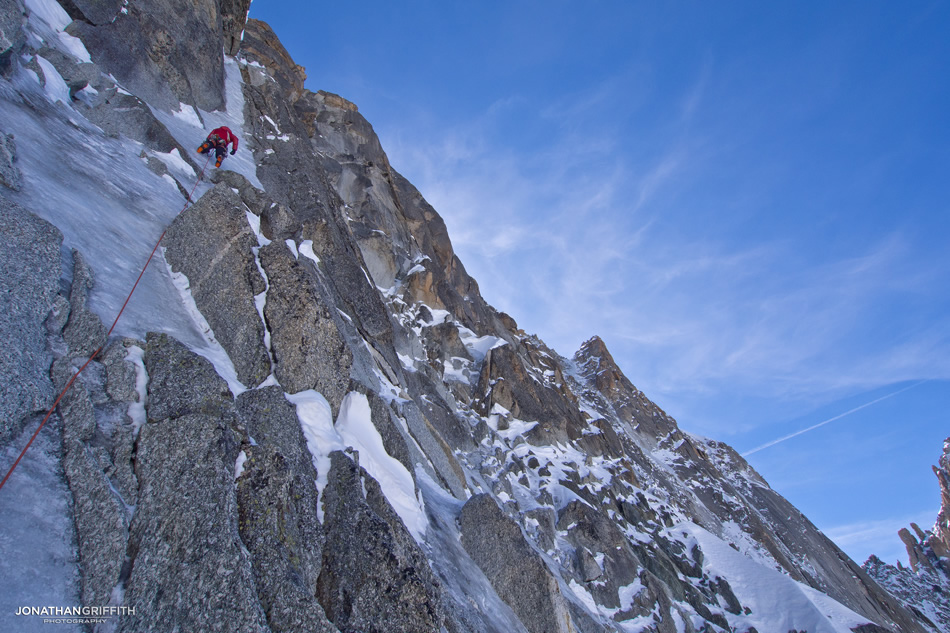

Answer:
[248,1,950,566]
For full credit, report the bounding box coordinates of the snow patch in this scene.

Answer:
[284,389,427,542]
[285,390,342,523]
[442,357,472,383]
[245,210,274,372]
[160,173,178,192]
[125,345,148,437]
[284,239,298,259]
[336,392,428,542]
[486,406,539,442]
[35,56,70,104]
[148,147,196,180]
[24,0,72,31]
[299,240,320,265]
[24,0,91,62]
[618,578,646,611]
[398,352,417,372]
[171,103,203,128]
[245,210,271,246]
[234,450,248,479]
[422,307,451,326]
[458,326,506,361]
[251,265,271,353]
[568,579,601,614]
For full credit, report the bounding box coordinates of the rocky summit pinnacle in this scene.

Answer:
[863,439,950,631]
[931,438,950,557]
[0,2,937,632]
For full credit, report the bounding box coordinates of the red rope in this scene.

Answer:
[0,153,212,493]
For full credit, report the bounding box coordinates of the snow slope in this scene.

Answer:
[681,523,870,633]
[0,417,81,633]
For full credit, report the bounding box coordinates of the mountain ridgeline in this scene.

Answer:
[0,2,940,632]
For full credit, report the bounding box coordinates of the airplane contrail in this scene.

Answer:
[742,380,930,457]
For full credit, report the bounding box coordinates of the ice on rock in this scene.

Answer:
[148,148,196,181]
[285,390,341,523]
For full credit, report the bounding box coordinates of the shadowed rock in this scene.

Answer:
[81,89,198,168]
[317,451,445,633]
[63,249,107,357]
[0,132,20,189]
[51,354,129,610]
[458,494,575,633]
[220,0,252,56]
[57,0,125,25]
[474,343,586,444]
[235,386,339,633]
[0,0,25,77]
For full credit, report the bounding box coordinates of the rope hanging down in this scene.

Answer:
[0,153,213,494]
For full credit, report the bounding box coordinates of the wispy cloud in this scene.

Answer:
[384,70,950,424]
[742,380,930,457]
[824,509,938,566]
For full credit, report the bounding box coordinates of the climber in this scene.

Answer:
[197,125,239,168]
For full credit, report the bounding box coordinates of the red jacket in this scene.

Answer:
[208,126,239,152]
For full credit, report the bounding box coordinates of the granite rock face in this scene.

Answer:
[259,240,351,409]
[235,386,339,633]
[931,438,950,562]
[120,334,268,633]
[0,0,24,76]
[48,256,141,610]
[63,249,107,357]
[475,341,587,444]
[143,332,235,421]
[82,89,197,160]
[162,182,271,388]
[0,197,61,444]
[459,494,576,633]
[574,335,679,442]
[317,451,445,633]
[219,0,252,56]
[240,19,306,101]
[67,0,228,111]
[58,0,125,26]
[0,132,20,189]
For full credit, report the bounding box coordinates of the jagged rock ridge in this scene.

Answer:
[863,438,950,632]
[0,2,935,632]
